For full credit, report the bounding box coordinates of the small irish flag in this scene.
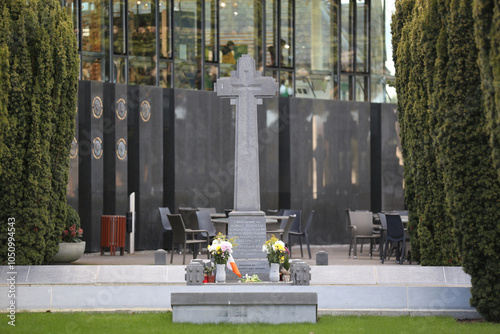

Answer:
[227,254,242,277]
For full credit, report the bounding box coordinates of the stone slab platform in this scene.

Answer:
[171,292,317,323]
[0,265,481,319]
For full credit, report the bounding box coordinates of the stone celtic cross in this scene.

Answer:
[216,55,278,212]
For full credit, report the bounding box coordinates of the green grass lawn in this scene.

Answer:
[2,312,499,334]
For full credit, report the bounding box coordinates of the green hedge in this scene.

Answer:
[393,0,500,322]
[0,0,78,265]
[392,0,460,266]
[474,0,500,180]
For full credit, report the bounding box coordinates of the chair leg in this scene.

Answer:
[306,235,311,259]
[299,236,303,258]
[182,242,187,265]
[348,237,353,257]
[353,238,358,259]
[170,243,175,264]
[382,240,389,264]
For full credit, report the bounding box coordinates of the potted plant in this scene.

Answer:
[262,235,290,282]
[208,233,238,282]
[52,205,85,263]
[204,262,215,283]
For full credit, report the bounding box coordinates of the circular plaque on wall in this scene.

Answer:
[70,137,78,159]
[140,100,151,122]
[92,137,103,159]
[116,98,127,120]
[92,96,103,118]
[116,138,127,160]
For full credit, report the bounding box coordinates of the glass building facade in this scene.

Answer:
[62,0,396,103]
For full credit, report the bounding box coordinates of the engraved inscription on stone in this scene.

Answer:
[92,137,103,159]
[116,138,127,160]
[229,219,267,259]
[140,100,151,122]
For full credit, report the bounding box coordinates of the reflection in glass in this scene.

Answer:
[295,0,334,99]
[82,1,104,53]
[340,0,353,72]
[205,0,217,62]
[159,0,172,58]
[82,56,103,81]
[128,0,156,57]
[340,74,352,101]
[356,0,368,73]
[279,71,294,97]
[159,61,172,88]
[113,57,127,83]
[64,0,79,49]
[129,56,156,86]
[356,76,368,102]
[266,0,278,67]
[174,0,201,89]
[204,65,218,90]
[113,0,126,55]
[371,0,397,103]
[219,0,259,73]
[280,0,293,68]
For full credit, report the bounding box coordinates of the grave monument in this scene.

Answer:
[215,55,278,279]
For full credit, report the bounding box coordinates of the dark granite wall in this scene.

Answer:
[72,82,402,250]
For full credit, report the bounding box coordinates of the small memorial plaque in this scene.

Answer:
[228,216,267,259]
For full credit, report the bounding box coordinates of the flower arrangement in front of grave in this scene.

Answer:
[208,233,237,265]
[61,205,83,243]
[262,235,290,265]
[239,274,262,283]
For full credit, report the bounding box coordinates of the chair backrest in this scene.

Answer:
[167,214,187,244]
[284,209,302,233]
[179,208,199,229]
[378,212,387,230]
[281,214,296,245]
[348,211,374,235]
[158,207,171,231]
[197,207,217,214]
[196,211,217,237]
[304,210,315,234]
[385,214,405,240]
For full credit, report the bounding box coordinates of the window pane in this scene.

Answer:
[340,0,353,72]
[356,0,368,73]
[128,0,156,57]
[174,0,202,89]
[279,71,294,97]
[82,1,105,53]
[280,0,293,68]
[340,74,352,100]
[265,0,278,67]
[205,0,217,62]
[113,57,127,83]
[204,65,218,90]
[355,75,368,101]
[64,0,79,50]
[129,56,156,85]
[295,0,334,99]
[220,1,259,72]
[159,0,172,58]
[82,55,103,81]
[371,0,396,102]
[159,61,172,88]
[112,0,126,55]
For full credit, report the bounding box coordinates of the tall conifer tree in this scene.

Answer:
[0,0,78,264]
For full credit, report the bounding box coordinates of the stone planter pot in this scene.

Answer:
[52,241,86,263]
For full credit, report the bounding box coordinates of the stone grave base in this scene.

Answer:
[171,292,317,324]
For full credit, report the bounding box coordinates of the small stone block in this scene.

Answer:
[185,263,204,285]
[291,261,311,285]
[316,251,328,265]
[154,249,167,265]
